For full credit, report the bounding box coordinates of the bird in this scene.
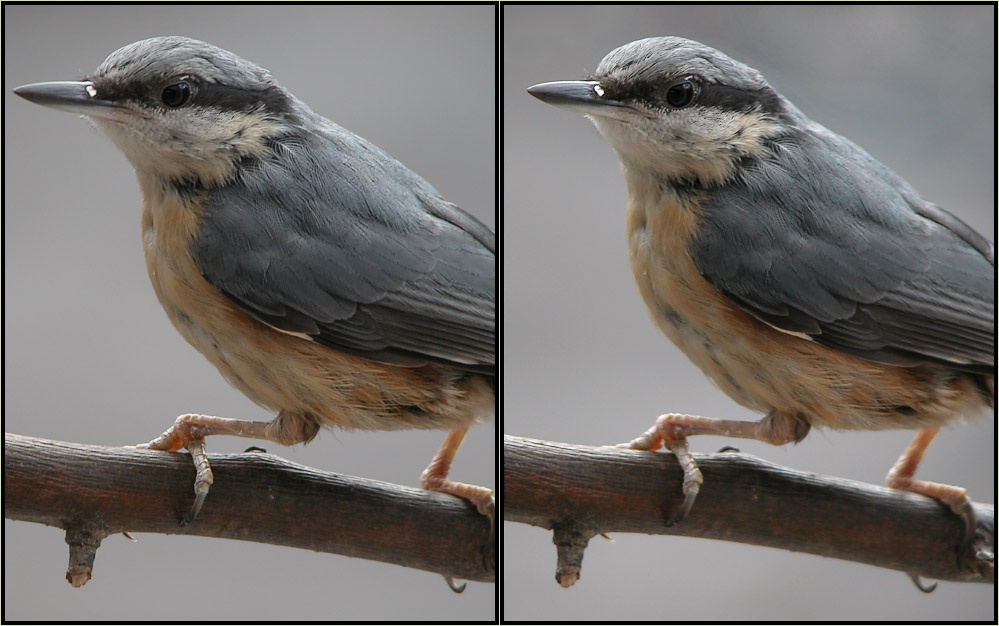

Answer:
[528,37,993,543]
[14,36,495,532]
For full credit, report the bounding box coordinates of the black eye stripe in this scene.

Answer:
[88,76,294,117]
[195,83,293,115]
[594,74,784,117]
[696,83,783,115]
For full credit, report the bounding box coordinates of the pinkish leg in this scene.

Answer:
[137,414,280,525]
[420,426,494,518]
[886,428,975,545]
[420,425,494,593]
[618,412,804,526]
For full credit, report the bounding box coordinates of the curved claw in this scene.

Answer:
[908,573,937,593]
[181,482,210,527]
[956,499,977,551]
[481,498,497,571]
[666,482,700,528]
[179,438,213,526]
[480,497,496,521]
[443,576,467,593]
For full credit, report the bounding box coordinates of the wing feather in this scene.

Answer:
[191,123,495,371]
[692,127,994,371]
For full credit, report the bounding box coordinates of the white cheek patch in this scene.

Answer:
[91,105,289,187]
[592,105,782,186]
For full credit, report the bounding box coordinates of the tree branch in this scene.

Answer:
[503,435,993,586]
[4,433,495,585]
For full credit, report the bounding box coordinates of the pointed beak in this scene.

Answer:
[527,80,647,121]
[14,81,137,121]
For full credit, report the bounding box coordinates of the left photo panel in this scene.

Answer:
[4,4,497,621]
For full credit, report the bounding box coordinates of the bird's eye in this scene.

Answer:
[665,80,696,108]
[161,81,192,107]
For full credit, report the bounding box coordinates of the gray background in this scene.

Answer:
[504,4,994,622]
[3,5,495,621]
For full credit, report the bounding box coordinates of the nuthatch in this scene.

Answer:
[15,37,495,529]
[529,37,994,542]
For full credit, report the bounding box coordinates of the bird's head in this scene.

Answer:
[15,36,301,188]
[529,37,792,187]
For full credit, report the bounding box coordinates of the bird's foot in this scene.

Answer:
[886,429,977,549]
[617,414,707,527]
[135,415,218,526]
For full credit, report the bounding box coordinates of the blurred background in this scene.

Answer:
[503,4,994,622]
[4,5,495,621]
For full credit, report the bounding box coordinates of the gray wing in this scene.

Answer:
[691,127,994,371]
[191,126,495,372]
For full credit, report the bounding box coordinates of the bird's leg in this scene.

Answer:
[886,428,976,546]
[136,414,275,525]
[421,426,495,588]
[420,426,495,519]
[618,412,805,526]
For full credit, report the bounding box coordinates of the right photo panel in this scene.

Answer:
[502,4,995,622]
